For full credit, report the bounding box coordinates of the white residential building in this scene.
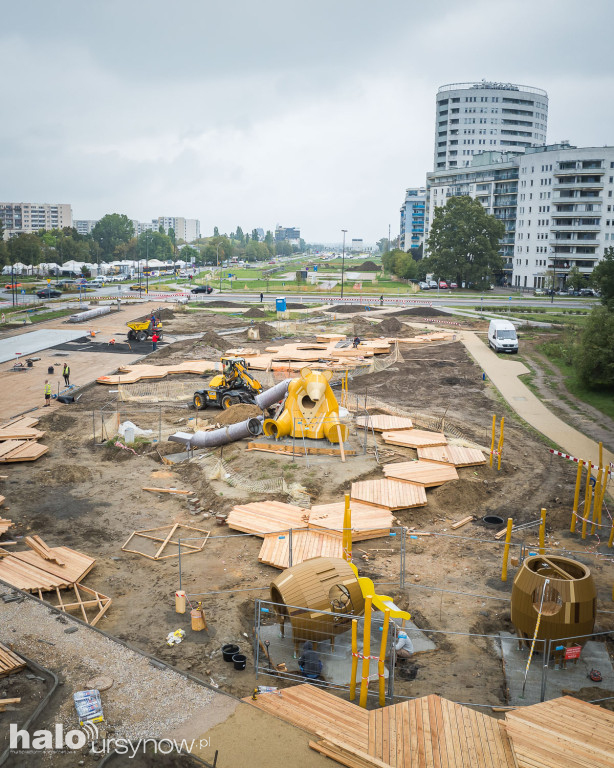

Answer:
[74,219,98,236]
[399,187,426,251]
[154,217,200,242]
[434,81,548,171]
[0,202,73,239]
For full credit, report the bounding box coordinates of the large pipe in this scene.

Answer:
[169,416,262,449]
[254,379,290,410]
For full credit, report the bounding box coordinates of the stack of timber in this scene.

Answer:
[381,429,447,449]
[417,444,486,467]
[503,695,614,768]
[383,460,458,487]
[308,501,394,540]
[0,643,26,678]
[350,479,427,511]
[0,416,45,441]
[0,518,13,537]
[356,415,413,433]
[0,545,95,592]
[247,441,356,457]
[226,501,310,536]
[258,530,343,569]
[0,441,48,463]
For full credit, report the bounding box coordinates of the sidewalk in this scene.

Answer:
[461,331,614,471]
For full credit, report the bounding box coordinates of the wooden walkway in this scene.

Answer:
[418,445,486,467]
[381,429,447,449]
[308,501,393,541]
[227,501,310,536]
[356,415,414,433]
[351,479,427,511]
[383,461,459,487]
[258,530,342,569]
[0,440,48,463]
[503,696,614,768]
[244,683,370,752]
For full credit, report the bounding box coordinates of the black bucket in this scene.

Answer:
[232,653,247,671]
[222,644,239,662]
[47,366,55,375]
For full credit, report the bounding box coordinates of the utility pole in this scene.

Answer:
[388,223,391,252]
[341,230,347,299]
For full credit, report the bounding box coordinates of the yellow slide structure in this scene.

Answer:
[349,562,412,622]
[262,367,349,442]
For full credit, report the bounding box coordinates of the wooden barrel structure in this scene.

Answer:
[270,557,365,646]
[511,555,596,646]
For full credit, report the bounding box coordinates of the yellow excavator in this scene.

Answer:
[193,357,263,410]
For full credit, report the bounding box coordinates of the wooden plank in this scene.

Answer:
[351,479,427,511]
[382,430,447,449]
[25,535,66,565]
[247,442,356,457]
[0,643,26,678]
[356,415,414,433]
[0,517,13,536]
[12,546,95,583]
[418,445,486,467]
[228,500,310,537]
[0,442,48,463]
[451,516,475,530]
[308,500,393,541]
[142,487,193,495]
[258,530,343,569]
[383,461,459,488]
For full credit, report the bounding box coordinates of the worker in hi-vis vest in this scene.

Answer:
[44,380,52,407]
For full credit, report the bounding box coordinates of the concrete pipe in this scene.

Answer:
[169,416,263,449]
[254,379,290,410]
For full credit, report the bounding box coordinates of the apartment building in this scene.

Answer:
[275,226,301,245]
[399,187,426,251]
[434,81,548,171]
[155,217,200,242]
[0,202,73,239]
[74,219,98,236]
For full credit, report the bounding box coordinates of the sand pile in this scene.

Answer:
[253,322,277,339]
[378,316,403,334]
[215,404,262,425]
[243,307,267,318]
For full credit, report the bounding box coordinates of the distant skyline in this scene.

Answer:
[2,0,614,242]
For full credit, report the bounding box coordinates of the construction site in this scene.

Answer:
[0,298,613,767]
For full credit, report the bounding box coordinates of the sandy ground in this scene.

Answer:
[0,307,612,760]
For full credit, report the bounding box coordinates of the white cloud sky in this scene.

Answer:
[2,0,614,242]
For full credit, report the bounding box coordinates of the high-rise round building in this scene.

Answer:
[434,81,548,170]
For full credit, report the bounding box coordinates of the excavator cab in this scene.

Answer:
[193,357,263,411]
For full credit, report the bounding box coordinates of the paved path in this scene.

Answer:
[461,331,614,472]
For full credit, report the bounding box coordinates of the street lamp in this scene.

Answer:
[146,232,150,296]
[216,242,222,293]
[340,229,347,299]
[551,259,556,304]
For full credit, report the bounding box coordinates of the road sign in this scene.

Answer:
[21,289,25,295]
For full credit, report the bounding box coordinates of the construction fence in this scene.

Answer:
[92,402,190,445]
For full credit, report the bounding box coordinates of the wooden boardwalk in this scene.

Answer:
[308,501,393,541]
[418,445,486,467]
[258,530,343,569]
[356,415,414,432]
[381,429,447,449]
[383,460,458,487]
[503,696,614,768]
[351,479,427,511]
[244,683,370,752]
[227,501,310,536]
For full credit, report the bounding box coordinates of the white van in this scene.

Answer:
[488,319,518,354]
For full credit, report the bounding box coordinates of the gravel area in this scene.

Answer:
[0,586,225,742]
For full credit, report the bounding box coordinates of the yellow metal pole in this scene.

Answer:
[497,417,504,471]
[359,595,373,708]
[570,461,584,533]
[378,608,390,707]
[539,508,546,555]
[592,468,603,535]
[343,493,352,563]
[501,517,513,582]
[608,521,614,549]
[490,414,496,468]
[350,618,358,701]
[599,441,603,471]
[581,461,592,539]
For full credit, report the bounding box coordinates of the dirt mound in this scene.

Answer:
[286,302,308,309]
[253,322,277,339]
[133,307,175,324]
[215,403,262,425]
[326,304,370,314]
[149,332,229,361]
[430,477,489,509]
[392,307,448,317]
[353,317,377,336]
[356,260,380,271]
[39,465,94,486]
[243,307,267,318]
[37,412,77,433]
[378,316,403,334]
[205,300,246,308]
[201,331,232,350]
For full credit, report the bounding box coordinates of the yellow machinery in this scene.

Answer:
[127,317,163,342]
[193,357,263,410]
[262,367,348,442]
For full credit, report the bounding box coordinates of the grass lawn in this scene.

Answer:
[518,312,590,328]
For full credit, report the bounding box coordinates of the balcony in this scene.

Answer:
[553,196,602,205]
[553,180,604,191]
[550,236,599,246]
[550,223,600,231]
[494,197,517,206]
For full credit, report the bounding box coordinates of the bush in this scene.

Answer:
[576,307,614,389]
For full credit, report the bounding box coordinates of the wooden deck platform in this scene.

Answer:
[0,518,13,537]
[356,415,414,432]
[381,429,447,449]
[308,501,394,541]
[503,695,614,768]
[351,479,427,511]
[227,501,310,536]
[0,546,95,592]
[417,444,487,467]
[383,460,459,487]
[258,530,343,569]
[244,683,370,752]
[0,440,48,463]
[0,642,26,678]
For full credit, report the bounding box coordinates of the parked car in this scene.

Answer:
[36,288,62,299]
[428,280,437,289]
[129,284,146,291]
[190,285,213,294]
[439,281,448,289]
[449,282,458,289]
[534,289,545,296]
[579,288,595,296]
[418,281,429,290]
[5,283,22,290]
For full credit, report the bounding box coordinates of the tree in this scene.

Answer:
[0,222,8,268]
[213,226,220,237]
[251,229,260,242]
[566,265,584,292]
[234,226,245,245]
[592,246,614,310]
[426,196,504,288]
[136,231,173,262]
[264,230,274,249]
[382,249,418,280]
[181,245,199,264]
[577,306,614,389]
[91,214,134,260]
[7,233,42,266]
[377,238,390,253]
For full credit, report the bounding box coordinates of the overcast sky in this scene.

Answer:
[3,0,614,242]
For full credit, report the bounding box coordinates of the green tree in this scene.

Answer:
[377,237,390,253]
[577,306,614,389]
[426,196,504,288]
[251,229,260,242]
[0,221,8,268]
[566,265,584,292]
[181,245,199,264]
[275,241,292,256]
[136,231,173,262]
[382,249,418,280]
[591,246,614,310]
[213,226,220,237]
[91,214,134,260]
[264,230,274,249]
[7,233,42,267]
[234,226,245,245]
